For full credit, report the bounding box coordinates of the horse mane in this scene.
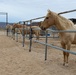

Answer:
[59,15,74,28]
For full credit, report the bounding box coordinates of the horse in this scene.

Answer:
[6,24,14,36]
[12,23,40,40]
[69,18,76,24]
[40,10,76,66]
[6,24,13,32]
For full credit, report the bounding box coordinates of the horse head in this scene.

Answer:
[38,21,42,27]
[40,10,56,30]
[13,23,19,29]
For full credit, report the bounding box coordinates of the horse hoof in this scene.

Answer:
[63,63,65,66]
[63,63,68,67]
[65,63,68,67]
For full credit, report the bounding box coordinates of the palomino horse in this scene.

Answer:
[12,23,40,40]
[40,10,76,66]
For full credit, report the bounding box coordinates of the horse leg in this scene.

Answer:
[61,42,66,66]
[12,34,15,40]
[12,29,15,40]
[52,33,54,38]
[35,32,39,40]
[66,42,71,66]
[37,35,39,40]
[37,32,39,40]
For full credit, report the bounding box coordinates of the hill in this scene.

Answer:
[0,22,13,29]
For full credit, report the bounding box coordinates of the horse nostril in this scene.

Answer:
[43,28,46,30]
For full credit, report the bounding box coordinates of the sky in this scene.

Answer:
[0,0,76,23]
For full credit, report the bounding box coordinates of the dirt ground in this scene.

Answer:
[0,30,76,75]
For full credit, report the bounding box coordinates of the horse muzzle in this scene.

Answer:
[40,26,46,30]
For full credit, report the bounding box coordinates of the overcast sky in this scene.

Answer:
[0,0,76,23]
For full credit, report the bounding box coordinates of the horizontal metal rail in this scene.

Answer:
[29,36,58,38]
[58,9,76,15]
[34,40,76,55]
[15,28,76,32]
[0,12,7,15]
[47,29,76,33]
[19,16,45,23]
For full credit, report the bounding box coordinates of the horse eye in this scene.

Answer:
[46,17,49,19]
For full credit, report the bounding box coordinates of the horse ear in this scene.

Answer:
[47,9,53,14]
[48,9,53,12]
[47,9,51,13]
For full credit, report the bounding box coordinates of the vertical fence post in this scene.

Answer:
[22,22,25,47]
[5,13,8,36]
[29,20,33,52]
[6,13,8,36]
[12,27,15,40]
[16,28,18,42]
[45,30,48,60]
[26,22,28,37]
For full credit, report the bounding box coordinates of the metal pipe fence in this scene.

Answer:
[32,29,76,60]
[8,9,76,60]
[11,26,76,60]
[34,40,76,60]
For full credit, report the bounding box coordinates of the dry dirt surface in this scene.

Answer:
[0,30,76,75]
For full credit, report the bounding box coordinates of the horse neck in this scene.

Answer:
[53,15,75,37]
[54,15,74,30]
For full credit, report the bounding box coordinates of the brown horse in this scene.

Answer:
[13,23,40,40]
[40,10,76,66]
